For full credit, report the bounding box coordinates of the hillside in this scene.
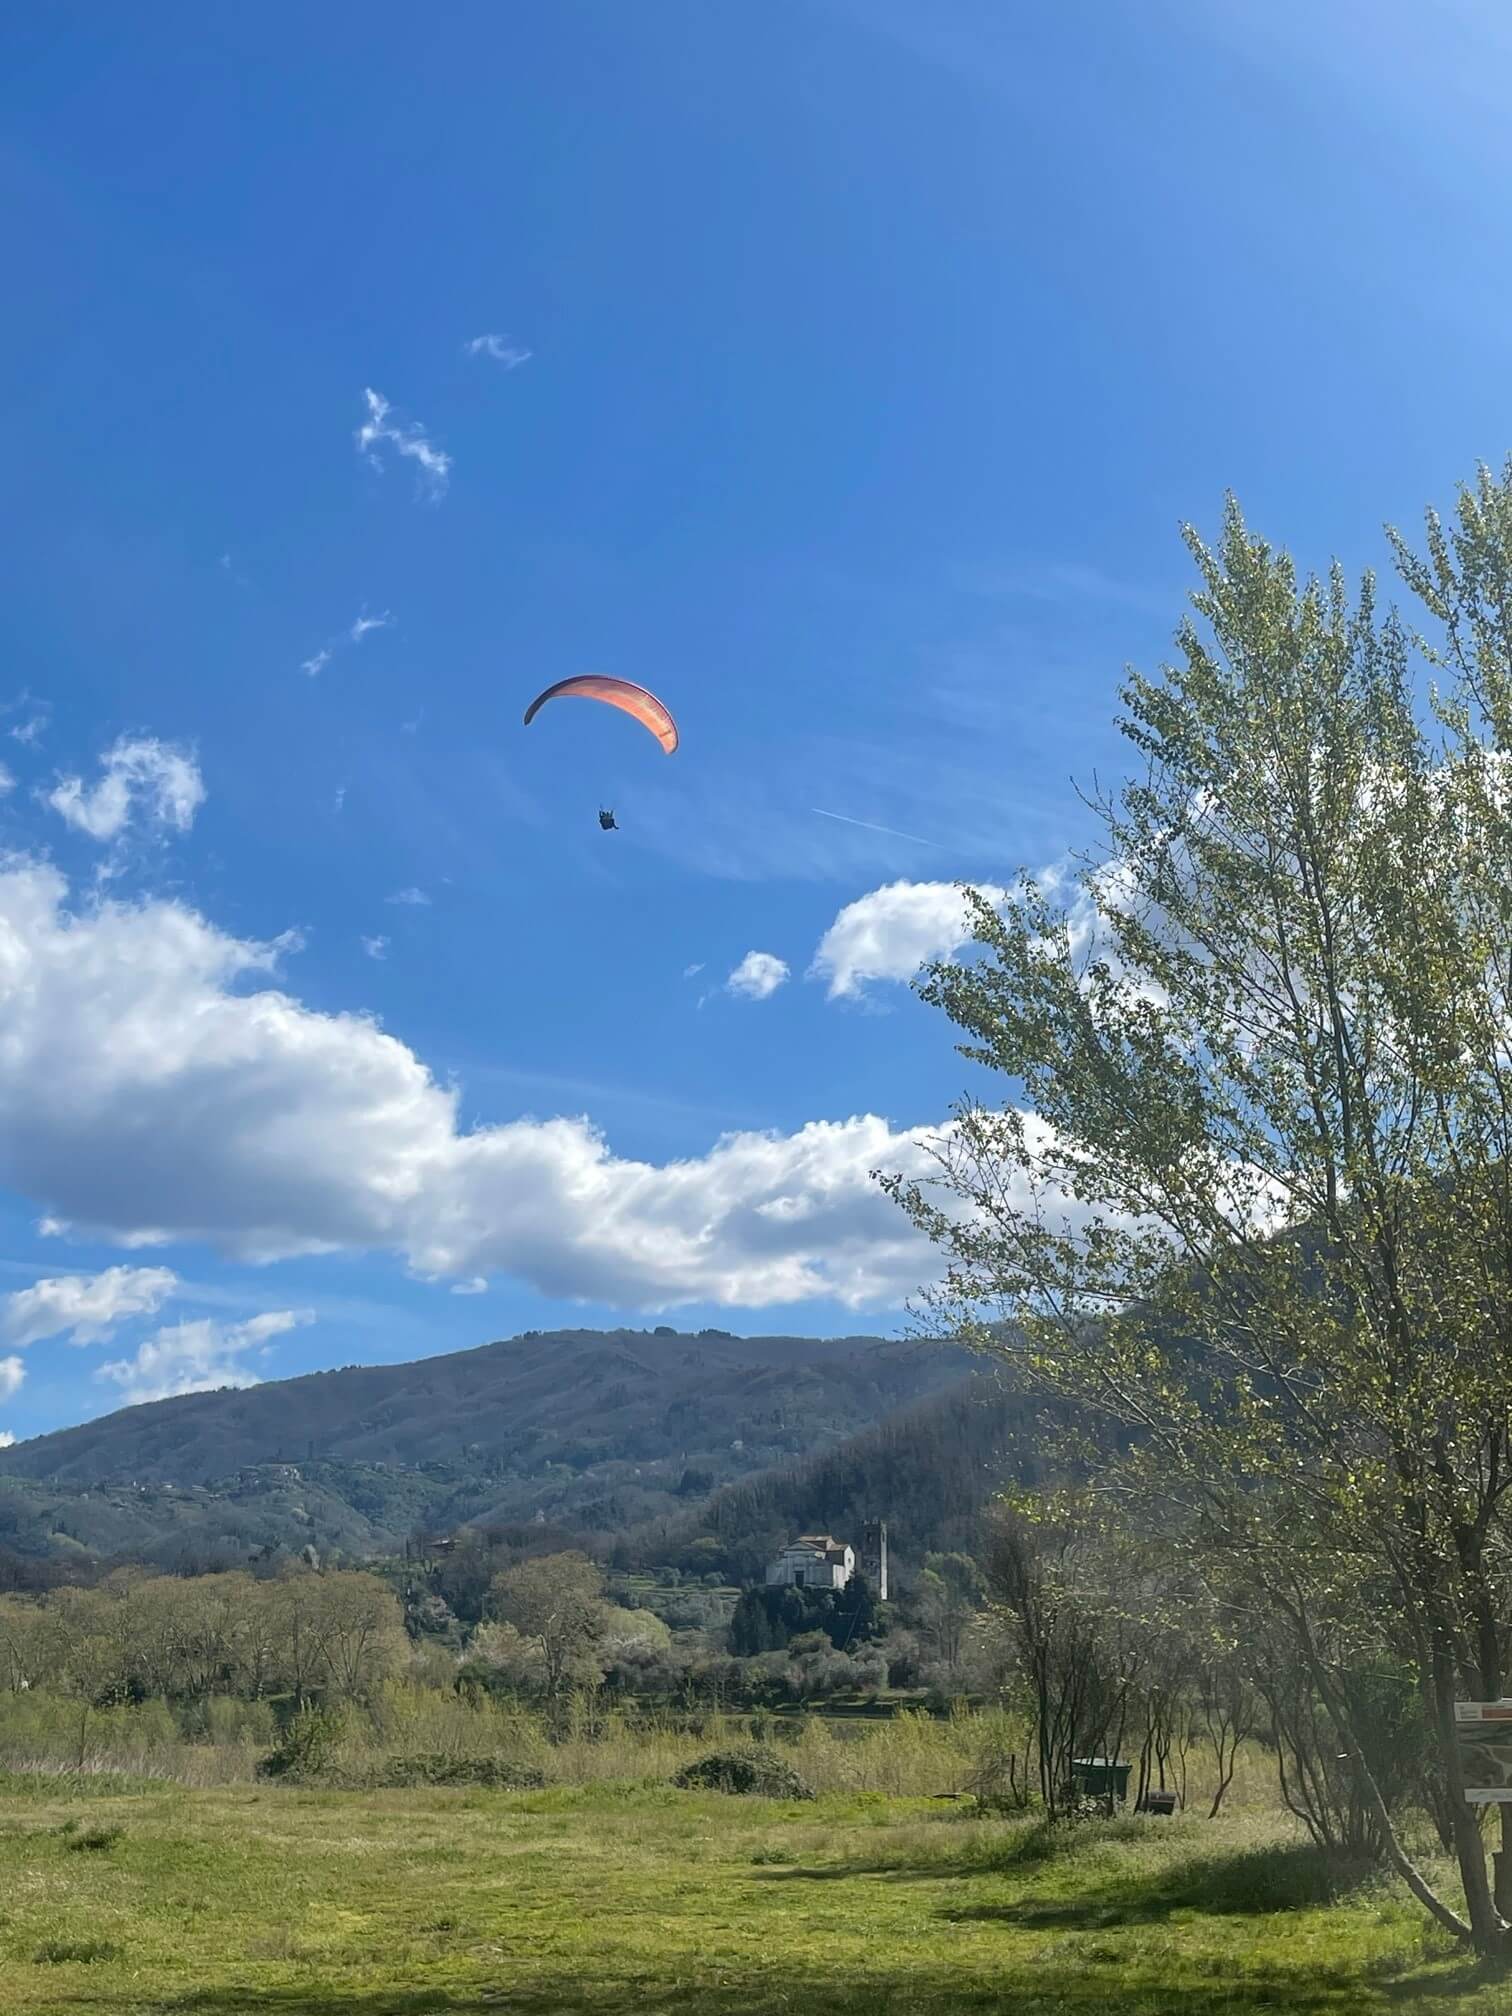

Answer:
[622,1368,1056,1583]
[0,1327,977,1565]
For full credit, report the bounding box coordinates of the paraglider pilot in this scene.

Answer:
[598,808,618,832]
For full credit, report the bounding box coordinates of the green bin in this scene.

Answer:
[1071,1757,1131,1803]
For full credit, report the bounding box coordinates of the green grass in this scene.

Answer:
[0,1776,1504,2014]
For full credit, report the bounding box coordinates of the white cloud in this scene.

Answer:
[727,951,789,1001]
[8,693,50,748]
[465,334,532,369]
[0,1431,14,1449]
[47,737,205,843]
[301,608,392,677]
[97,1309,312,1407]
[451,1276,487,1296]
[811,880,1005,1000]
[0,762,12,797]
[0,861,943,1309]
[355,388,451,501]
[0,1358,23,1400]
[362,935,389,960]
[2,1266,178,1349]
[682,962,705,980]
[386,887,431,907]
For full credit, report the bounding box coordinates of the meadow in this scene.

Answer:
[2,1703,1511,2014]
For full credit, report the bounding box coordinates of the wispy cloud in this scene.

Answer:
[5,691,50,748]
[682,962,705,980]
[356,388,451,501]
[958,558,1178,621]
[0,762,13,797]
[300,607,394,678]
[48,737,205,843]
[333,783,347,815]
[465,333,532,369]
[726,950,790,1001]
[451,1276,488,1295]
[465,334,536,370]
[0,1357,22,1401]
[386,887,431,907]
[362,934,389,960]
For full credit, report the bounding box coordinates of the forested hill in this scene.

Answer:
[0,1327,979,1566]
[626,1370,1055,1582]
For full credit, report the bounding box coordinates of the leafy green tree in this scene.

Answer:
[914,1552,985,1669]
[889,467,1512,1953]
[488,1551,606,1705]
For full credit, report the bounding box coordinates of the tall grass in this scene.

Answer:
[0,1685,1283,1809]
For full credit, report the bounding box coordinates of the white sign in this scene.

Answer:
[1456,1701,1512,1803]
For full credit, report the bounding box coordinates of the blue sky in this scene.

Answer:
[2,0,1510,1436]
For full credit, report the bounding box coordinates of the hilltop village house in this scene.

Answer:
[766,1535,855,1592]
[764,1523,888,1599]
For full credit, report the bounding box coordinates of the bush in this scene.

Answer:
[672,1746,815,1799]
[63,1823,124,1853]
[374,1753,545,1789]
[257,1706,349,1782]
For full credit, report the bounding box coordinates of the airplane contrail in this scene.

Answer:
[812,807,942,848]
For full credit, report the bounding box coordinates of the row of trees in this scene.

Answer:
[0,1568,406,1707]
[0,1542,995,1731]
[888,460,1512,1955]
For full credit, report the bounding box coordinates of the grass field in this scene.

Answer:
[4,1773,1512,2015]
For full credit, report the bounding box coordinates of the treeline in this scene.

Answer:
[0,1569,406,1707]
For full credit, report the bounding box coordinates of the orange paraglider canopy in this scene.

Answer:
[522,676,678,754]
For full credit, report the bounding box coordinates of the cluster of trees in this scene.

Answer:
[0,1568,406,1707]
[887,461,1512,1956]
[460,1552,907,1712]
[728,1578,882,1656]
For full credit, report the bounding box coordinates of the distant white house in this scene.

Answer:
[765,1533,855,1592]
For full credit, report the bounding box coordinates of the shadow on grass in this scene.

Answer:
[946,1842,1357,1929]
[61,1965,1466,2016]
[759,1833,1354,1926]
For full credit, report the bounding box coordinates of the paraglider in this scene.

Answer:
[523,675,678,830]
[522,675,678,754]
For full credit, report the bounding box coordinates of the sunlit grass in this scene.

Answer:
[0,1772,1504,2014]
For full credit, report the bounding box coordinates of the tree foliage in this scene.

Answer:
[890,465,1512,1953]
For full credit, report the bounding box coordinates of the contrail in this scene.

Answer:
[812,807,942,848]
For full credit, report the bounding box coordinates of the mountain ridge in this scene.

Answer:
[0,1327,979,1565]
